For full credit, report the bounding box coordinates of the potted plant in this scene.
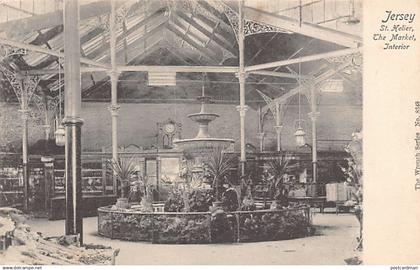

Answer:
[267,154,293,208]
[108,156,137,209]
[342,131,363,251]
[205,147,236,207]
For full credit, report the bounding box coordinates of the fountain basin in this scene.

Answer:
[173,138,234,157]
[187,113,219,123]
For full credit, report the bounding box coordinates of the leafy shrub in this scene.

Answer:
[152,214,211,244]
[164,191,185,212]
[238,210,310,242]
[188,189,214,212]
[221,189,239,211]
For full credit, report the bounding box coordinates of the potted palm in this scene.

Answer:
[343,131,363,251]
[205,147,236,207]
[108,156,137,209]
[267,154,293,207]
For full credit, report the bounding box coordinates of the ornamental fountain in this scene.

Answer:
[173,85,234,179]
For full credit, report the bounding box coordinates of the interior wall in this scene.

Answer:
[81,102,260,151]
[263,103,362,151]
[0,100,362,153]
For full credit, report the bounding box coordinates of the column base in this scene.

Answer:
[62,117,84,244]
[22,163,29,213]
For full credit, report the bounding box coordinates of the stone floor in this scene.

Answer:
[26,208,362,265]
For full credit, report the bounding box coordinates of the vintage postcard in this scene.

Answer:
[0,0,418,267]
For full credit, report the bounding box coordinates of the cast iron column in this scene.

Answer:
[0,68,38,213]
[237,0,247,176]
[63,0,84,244]
[257,106,265,152]
[41,156,54,212]
[20,107,30,212]
[308,85,320,185]
[274,102,283,152]
[109,0,120,195]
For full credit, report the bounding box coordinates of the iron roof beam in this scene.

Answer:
[245,47,361,72]
[86,9,166,60]
[242,5,362,48]
[0,37,110,69]
[173,10,237,57]
[0,1,116,34]
[166,23,218,64]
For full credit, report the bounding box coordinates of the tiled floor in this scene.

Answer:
[27,209,361,265]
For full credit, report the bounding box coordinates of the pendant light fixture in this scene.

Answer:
[294,60,306,147]
[55,57,65,146]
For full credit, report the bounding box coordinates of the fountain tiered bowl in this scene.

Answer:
[173,93,234,159]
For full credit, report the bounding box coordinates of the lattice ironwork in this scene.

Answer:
[33,93,61,125]
[219,1,239,41]
[0,67,23,103]
[94,1,133,31]
[220,47,236,63]
[301,82,322,106]
[327,52,362,72]
[0,67,39,106]
[244,20,292,36]
[0,45,27,59]
[256,89,286,125]
[22,76,39,104]
[216,0,291,41]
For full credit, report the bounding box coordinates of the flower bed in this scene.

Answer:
[97,206,311,244]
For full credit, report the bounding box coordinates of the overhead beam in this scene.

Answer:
[170,15,223,60]
[0,1,114,34]
[197,0,229,26]
[0,37,110,69]
[245,47,361,72]
[24,67,106,75]
[123,40,163,66]
[164,43,203,65]
[249,70,311,80]
[83,43,163,98]
[267,60,353,107]
[25,64,238,75]
[86,9,166,60]
[193,13,236,45]
[166,23,218,63]
[173,10,237,57]
[100,20,168,63]
[117,65,238,73]
[242,5,362,48]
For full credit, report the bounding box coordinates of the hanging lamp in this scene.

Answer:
[294,60,306,147]
[55,58,65,146]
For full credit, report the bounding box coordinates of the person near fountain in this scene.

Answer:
[221,183,239,211]
[128,176,143,204]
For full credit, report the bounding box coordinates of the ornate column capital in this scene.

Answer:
[0,45,27,59]
[274,125,283,133]
[62,116,84,126]
[107,70,121,80]
[234,72,249,80]
[41,156,55,166]
[18,109,30,120]
[108,105,121,116]
[308,112,320,122]
[236,105,249,117]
